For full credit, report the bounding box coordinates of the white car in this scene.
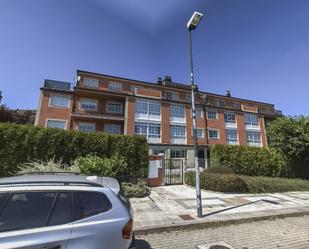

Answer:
[0,174,135,249]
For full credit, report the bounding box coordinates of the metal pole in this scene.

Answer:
[189,30,203,218]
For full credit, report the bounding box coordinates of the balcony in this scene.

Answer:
[71,112,125,121]
[170,138,186,144]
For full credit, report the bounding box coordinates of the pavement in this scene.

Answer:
[135,215,309,249]
[131,185,309,232]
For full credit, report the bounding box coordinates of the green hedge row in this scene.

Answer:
[210,144,288,177]
[186,172,309,193]
[0,123,149,177]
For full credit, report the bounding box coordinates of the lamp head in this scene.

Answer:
[187,11,203,31]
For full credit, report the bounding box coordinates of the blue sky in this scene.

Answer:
[0,0,308,115]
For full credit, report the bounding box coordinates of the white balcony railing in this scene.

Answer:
[170,138,186,144]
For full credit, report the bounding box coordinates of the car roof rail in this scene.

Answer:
[16,171,82,176]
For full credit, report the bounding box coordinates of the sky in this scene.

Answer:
[0,0,308,115]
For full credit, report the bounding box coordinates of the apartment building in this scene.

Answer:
[35,70,281,167]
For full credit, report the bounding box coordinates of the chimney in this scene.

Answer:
[226,90,231,97]
[157,77,162,85]
[164,75,172,83]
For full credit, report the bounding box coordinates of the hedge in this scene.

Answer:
[186,172,309,193]
[210,144,289,177]
[0,123,149,177]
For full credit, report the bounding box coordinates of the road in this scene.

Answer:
[135,215,309,249]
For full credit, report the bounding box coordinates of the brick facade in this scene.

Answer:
[35,70,281,166]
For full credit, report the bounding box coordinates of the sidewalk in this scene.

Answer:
[131,185,309,232]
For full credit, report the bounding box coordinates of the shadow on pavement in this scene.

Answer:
[202,200,262,218]
[135,239,152,249]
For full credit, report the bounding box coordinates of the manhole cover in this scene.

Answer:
[196,241,235,249]
[179,214,195,221]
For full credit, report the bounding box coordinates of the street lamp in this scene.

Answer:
[187,11,203,218]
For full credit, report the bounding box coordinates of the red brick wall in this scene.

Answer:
[37,91,72,128]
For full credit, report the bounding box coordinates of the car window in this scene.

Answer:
[48,192,71,226]
[0,193,6,205]
[78,192,111,218]
[0,192,57,232]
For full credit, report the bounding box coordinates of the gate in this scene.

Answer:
[162,159,183,185]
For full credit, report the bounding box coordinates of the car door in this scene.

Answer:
[67,190,131,249]
[0,191,72,249]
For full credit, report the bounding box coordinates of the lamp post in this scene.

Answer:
[187,11,203,218]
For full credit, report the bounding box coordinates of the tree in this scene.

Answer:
[267,116,309,178]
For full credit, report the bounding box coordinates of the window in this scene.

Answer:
[108,82,122,92]
[78,123,96,132]
[224,113,236,128]
[131,85,142,94]
[46,120,66,129]
[170,125,186,140]
[83,78,98,88]
[226,129,238,145]
[104,124,121,134]
[0,192,67,232]
[244,113,259,129]
[166,91,178,101]
[107,102,122,114]
[196,108,204,118]
[247,131,261,146]
[170,150,187,159]
[80,99,97,111]
[208,129,219,139]
[195,128,204,138]
[153,149,165,155]
[148,102,160,116]
[78,192,111,218]
[135,99,161,120]
[135,122,161,142]
[224,113,236,123]
[207,110,218,120]
[50,95,69,108]
[170,105,185,118]
[185,95,192,103]
[48,192,71,226]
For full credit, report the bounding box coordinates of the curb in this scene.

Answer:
[134,209,309,235]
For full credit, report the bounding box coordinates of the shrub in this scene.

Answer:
[206,166,234,175]
[19,159,80,174]
[242,175,309,193]
[186,172,309,193]
[210,144,289,177]
[74,154,127,177]
[0,123,148,177]
[121,181,150,198]
[186,171,248,193]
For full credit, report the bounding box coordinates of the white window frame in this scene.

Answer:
[49,94,70,108]
[207,109,218,120]
[170,149,187,159]
[170,104,185,123]
[135,99,161,121]
[77,122,96,132]
[104,124,121,134]
[83,78,99,89]
[226,129,239,145]
[135,122,161,143]
[208,128,219,140]
[244,113,260,130]
[196,107,204,118]
[45,119,67,130]
[194,128,204,139]
[108,81,123,92]
[170,125,186,144]
[106,101,123,114]
[246,131,262,147]
[166,91,179,101]
[224,112,237,128]
[79,98,98,111]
